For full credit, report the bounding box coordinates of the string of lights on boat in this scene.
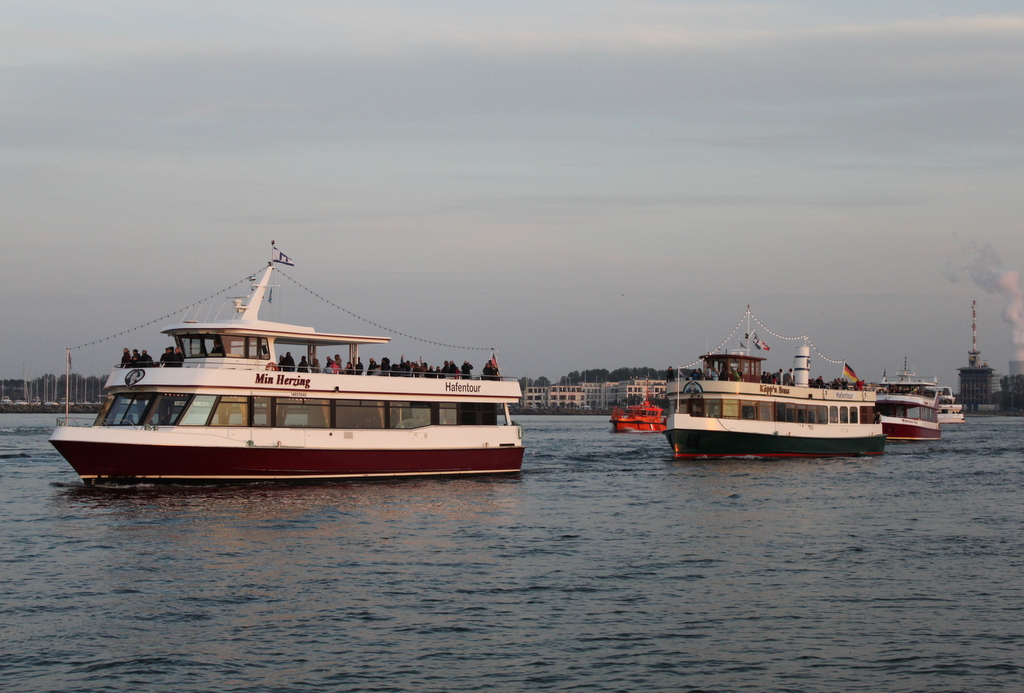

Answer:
[678,307,847,370]
[70,266,496,354]
[276,269,495,352]
[69,269,264,351]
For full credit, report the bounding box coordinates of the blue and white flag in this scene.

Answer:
[273,247,294,266]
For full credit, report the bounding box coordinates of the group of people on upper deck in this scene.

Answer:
[677,363,864,390]
[273,353,501,380]
[119,346,501,380]
[121,347,183,368]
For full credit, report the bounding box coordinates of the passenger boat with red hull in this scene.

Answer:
[663,310,886,459]
[609,394,666,432]
[50,253,524,485]
[875,364,942,440]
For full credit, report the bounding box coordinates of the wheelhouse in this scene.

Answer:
[701,353,765,383]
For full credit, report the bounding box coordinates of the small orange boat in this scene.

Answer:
[610,396,666,433]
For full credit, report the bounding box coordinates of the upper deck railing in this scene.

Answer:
[112,362,514,381]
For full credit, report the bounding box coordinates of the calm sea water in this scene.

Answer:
[1,413,1022,692]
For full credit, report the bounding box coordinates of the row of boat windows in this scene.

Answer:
[876,402,937,422]
[685,399,874,425]
[180,335,270,359]
[97,393,500,429]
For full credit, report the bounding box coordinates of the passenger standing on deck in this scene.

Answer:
[159,347,175,367]
[121,348,132,368]
[666,366,675,382]
[279,352,295,371]
[461,361,473,378]
[355,357,364,375]
[297,356,309,373]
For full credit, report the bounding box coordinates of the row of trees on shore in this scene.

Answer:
[998,375,1024,410]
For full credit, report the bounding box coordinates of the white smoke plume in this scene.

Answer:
[953,243,1024,361]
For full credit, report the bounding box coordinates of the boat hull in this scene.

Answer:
[610,418,666,433]
[880,419,942,440]
[664,427,886,459]
[50,439,524,484]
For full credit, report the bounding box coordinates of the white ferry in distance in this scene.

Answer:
[663,314,886,458]
[50,255,524,484]
[875,364,942,440]
[936,386,965,424]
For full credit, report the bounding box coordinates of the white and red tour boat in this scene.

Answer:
[875,363,942,440]
[50,257,524,484]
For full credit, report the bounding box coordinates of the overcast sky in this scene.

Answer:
[3,1,1023,388]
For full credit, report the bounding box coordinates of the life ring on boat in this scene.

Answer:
[266,362,279,371]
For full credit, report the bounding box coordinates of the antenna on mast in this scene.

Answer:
[972,299,977,353]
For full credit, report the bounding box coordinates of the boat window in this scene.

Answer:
[210,396,250,426]
[741,402,757,420]
[336,400,386,429]
[179,395,217,425]
[796,406,806,424]
[839,407,848,424]
[688,399,705,417]
[759,402,772,421]
[829,406,839,424]
[438,402,458,425]
[818,406,828,424]
[722,400,739,419]
[906,406,920,420]
[180,335,212,358]
[456,403,499,426]
[775,402,786,422]
[391,401,431,428]
[849,407,858,424]
[861,406,873,423]
[705,400,722,418]
[97,393,153,426]
[785,404,796,423]
[223,336,246,357]
[253,397,272,426]
[277,398,330,428]
[93,395,116,426]
[146,393,192,426]
[806,407,817,425]
[247,338,270,359]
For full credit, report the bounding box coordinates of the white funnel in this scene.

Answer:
[794,345,810,387]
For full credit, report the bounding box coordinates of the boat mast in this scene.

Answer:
[235,247,277,322]
[744,305,751,355]
[64,347,70,419]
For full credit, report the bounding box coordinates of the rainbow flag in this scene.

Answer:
[843,363,858,382]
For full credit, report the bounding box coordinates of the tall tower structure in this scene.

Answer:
[958,300,994,410]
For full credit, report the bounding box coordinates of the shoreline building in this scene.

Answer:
[957,301,995,411]
[521,379,666,409]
